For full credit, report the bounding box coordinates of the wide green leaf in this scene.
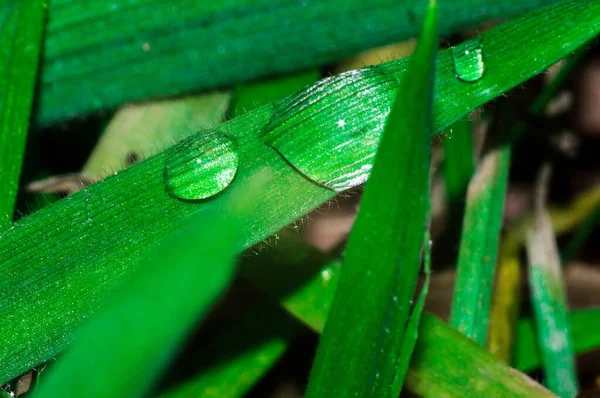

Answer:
[1,1,599,383]
[38,0,563,125]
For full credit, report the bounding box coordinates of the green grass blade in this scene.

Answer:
[514,309,600,373]
[38,0,564,126]
[0,0,45,223]
[305,4,436,396]
[526,166,578,397]
[449,107,511,344]
[443,118,475,204]
[31,171,270,398]
[2,0,600,383]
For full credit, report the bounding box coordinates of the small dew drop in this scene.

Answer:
[451,38,485,83]
[163,132,239,200]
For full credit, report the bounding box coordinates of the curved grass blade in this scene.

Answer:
[449,104,512,344]
[31,171,270,398]
[39,0,564,126]
[0,0,45,223]
[1,0,600,383]
[305,3,436,396]
[526,165,578,397]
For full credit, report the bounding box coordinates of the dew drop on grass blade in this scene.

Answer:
[163,131,239,200]
[451,37,486,83]
[304,1,438,396]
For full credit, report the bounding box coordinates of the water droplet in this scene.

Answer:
[262,67,398,191]
[164,132,239,200]
[451,38,485,83]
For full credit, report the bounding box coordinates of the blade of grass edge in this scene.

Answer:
[305,3,436,396]
[0,0,45,223]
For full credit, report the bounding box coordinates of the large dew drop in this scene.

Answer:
[263,67,398,192]
[451,38,485,83]
[164,132,239,200]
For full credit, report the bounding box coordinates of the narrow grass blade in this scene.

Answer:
[0,0,45,223]
[38,0,564,126]
[515,309,600,373]
[449,105,512,344]
[2,1,600,383]
[526,165,578,397]
[305,4,436,396]
[32,171,270,398]
[443,118,475,204]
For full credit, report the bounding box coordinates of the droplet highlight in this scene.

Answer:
[164,131,239,200]
[451,38,485,83]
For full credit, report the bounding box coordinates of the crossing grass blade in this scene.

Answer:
[305,3,436,396]
[38,0,564,126]
[1,1,600,383]
[31,171,271,398]
[0,0,45,223]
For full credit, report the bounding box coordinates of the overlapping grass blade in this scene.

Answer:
[526,165,578,397]
[1,1,600,383]
[449,104,512,344]
[0,0,45,223]
[305,2,436,395]
[32,171,270,398]
[39,0,563,125]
